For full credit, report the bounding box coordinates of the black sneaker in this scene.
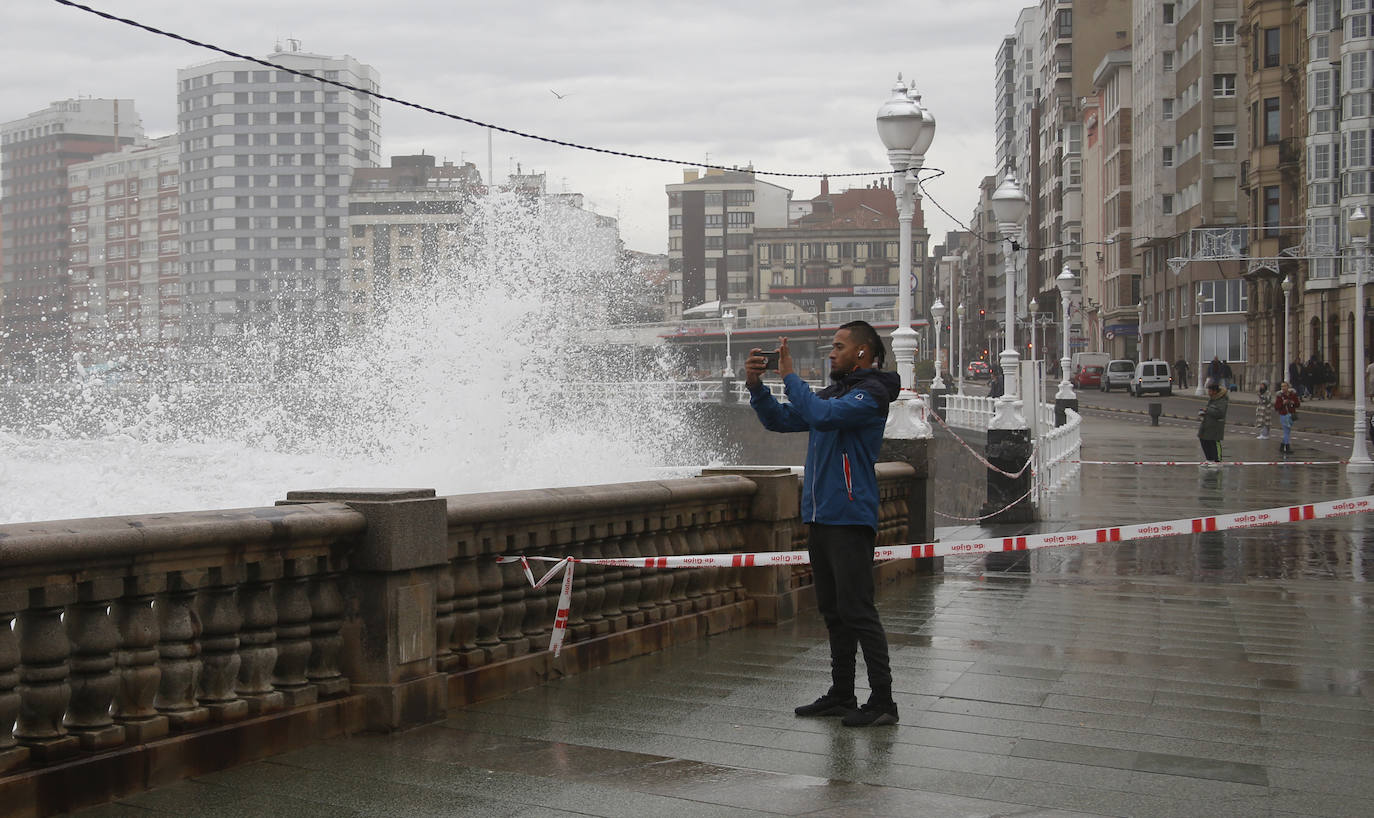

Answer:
[793,692,857,717]
[841,700,899,727]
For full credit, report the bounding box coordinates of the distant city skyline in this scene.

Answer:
[0,0,1011,252]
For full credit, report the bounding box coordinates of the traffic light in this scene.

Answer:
[979,308,985,318]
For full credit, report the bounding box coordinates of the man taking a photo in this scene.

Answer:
[743,321,902,727]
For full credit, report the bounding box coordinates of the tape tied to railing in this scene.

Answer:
[499,494,1374,657]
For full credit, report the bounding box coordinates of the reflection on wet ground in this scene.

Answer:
[78,412,1374,818]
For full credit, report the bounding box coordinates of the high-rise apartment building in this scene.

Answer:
[1034,0,1131,306]
[664,168,791,317]
[1136,0,1249,380]
[175,44,380,349]
[1241,0,1305,384]
[0,98,143,380]
[1082,48,1139,359]
[67,135,180,362]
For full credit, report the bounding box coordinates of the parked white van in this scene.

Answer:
[1130,360,1173,396]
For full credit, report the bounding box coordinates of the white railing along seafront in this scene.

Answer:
[938,392,1081,501]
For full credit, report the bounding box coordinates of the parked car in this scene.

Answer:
[1101,359,1136,392]
[966,360,992,380]
[1130,360,1173,396]
[1071,365,1103,389]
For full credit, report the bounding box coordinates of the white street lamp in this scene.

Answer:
[1028,297,1039,367]
[721,307,736,378]
[1348,206,1371,470]
[1282,274,1293,386]
[956,303,966,394]
[1195,288,1208,396]
[1056,266,1076,400]
[876,76,934,438]
[930,297,947,390]
[990,173,1029,429]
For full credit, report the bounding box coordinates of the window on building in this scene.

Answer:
[1213,21,1236,44]
[1351,130,1369,167]
[1313,0,1335,31]
[1353,14,1370,40]
[1263,185,1281,236]
[1213,127,1236,148]
[1264,28,1280,67]
[1163,51,1175,71]
[1163,194,1174,215]
[1213,74,1236,98]
[1056,9,1072,37]
[1264,97,1281,143]
[1162,146,1175,167]
[1162,98,1174,120]
[1350,51,1370,90]
[1163,3,1175,24]
[1312,143,1333,178]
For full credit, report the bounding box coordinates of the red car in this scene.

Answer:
[966,360,992,380]
[1071,365,1103,389]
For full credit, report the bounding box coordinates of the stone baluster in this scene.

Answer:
[433,559,458,672]
[565,536,592,643]
[650,530,676,621]
[63,577,126,751]
[635,531,663,623]
[15,586,79,761]
[451,556,482,669]
[272,557,316,708]
[113,575,169,742]
[597,532,627,633]
[235,562,283,716]
[616,533,646,628]
[519,545,551,647]
[155,570,208,730]
[693,524,723,610]
[306,569,349,697]
[473,550,508,664]
[0,596,30,773]
[497,554,530,656]
[580,531,609,638]
[666,529,692,617]
[197,565,248,722]
[727,525,748,601]
[682,525,709,611]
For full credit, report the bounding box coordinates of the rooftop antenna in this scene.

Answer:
[287,38,301,52]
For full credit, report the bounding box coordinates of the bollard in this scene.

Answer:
[1148,402,1162,426]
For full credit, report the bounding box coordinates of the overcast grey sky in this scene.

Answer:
[3,0,1022,253]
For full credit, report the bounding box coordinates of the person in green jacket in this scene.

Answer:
[1197,379,1229,467]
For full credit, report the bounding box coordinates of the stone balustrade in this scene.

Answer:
[0,456,934,816]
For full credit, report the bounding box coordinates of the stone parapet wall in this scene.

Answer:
[0,464,933,816]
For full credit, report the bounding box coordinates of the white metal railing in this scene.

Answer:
[589,307,908,345]
[939,389,1083,506]
[1036,408,1082,498]
[559,380,822,404]
[943,393,998,431]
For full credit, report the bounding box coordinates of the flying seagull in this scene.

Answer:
[550,89,569,99]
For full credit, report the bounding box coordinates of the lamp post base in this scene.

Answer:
[884,394,933,439]
[981,428,1035,524]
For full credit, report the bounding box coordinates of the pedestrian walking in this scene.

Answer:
[1197,379,1229,467]
[745,322,900,727]
[1289,359,1305,398]
[1221,360,1235,391]
[1208,356,1224,385]
[1321,360,1337,399]
[1305,355,1321,399]
[1275,381,1301,454]
[1175,358,1190,389]
[1365,359,1374,398]
[1255,381,1272,439]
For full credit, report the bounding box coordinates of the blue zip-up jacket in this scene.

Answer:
[748,368,902,531]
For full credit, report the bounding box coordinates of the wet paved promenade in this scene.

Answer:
[78,410,1372,817]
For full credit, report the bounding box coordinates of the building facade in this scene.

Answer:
[754,179,927,317]
[664,168,791,318]
[175,45,380,351]
[66,135,180,364]
[346,154,482,332]
[0,98,143,380]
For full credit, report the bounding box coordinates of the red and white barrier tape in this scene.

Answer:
[929,410,1036,479]
[1074,459,1346,466]
[500,494,1374,656]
